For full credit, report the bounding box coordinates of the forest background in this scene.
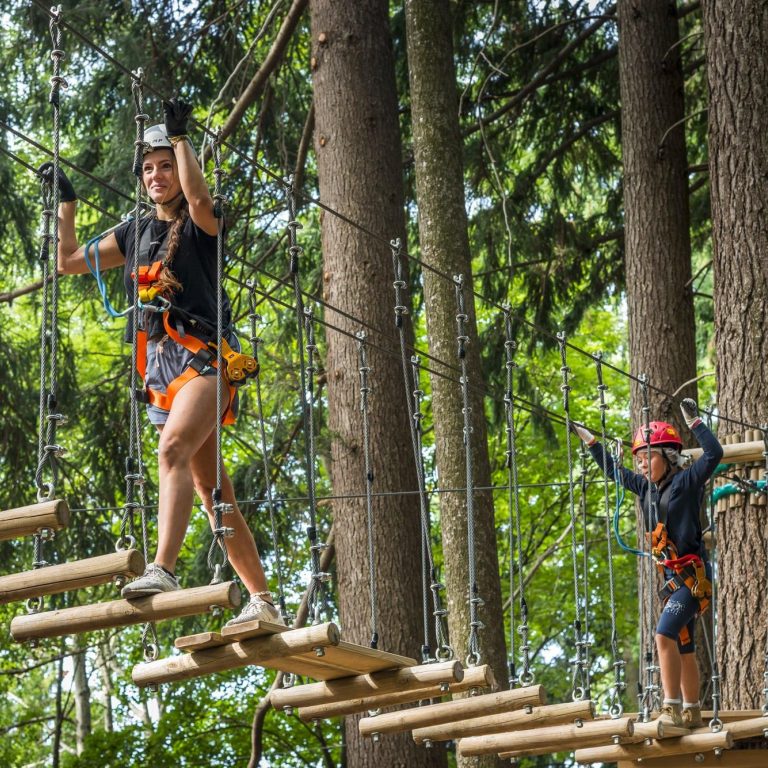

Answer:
[1,1,766,767]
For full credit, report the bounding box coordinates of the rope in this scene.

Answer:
[595,353,625,717]
[557,332,589,700]
[287,186,327,623]
[502,306,532,685]
[208,130,233,583]
[760,426,768,720]
[454,275,483,667]
[356,332,379,649]
[705,409,723,731]
[123,70,156,662]
[390,240,452,662]
[247,287,289,623]
[638,374,660,720]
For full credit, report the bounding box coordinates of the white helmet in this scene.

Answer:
[143,124,173,154]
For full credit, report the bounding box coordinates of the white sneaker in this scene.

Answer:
[121,563,179,598]
[225,595,286,627]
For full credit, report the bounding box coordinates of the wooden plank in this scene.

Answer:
[300,640,415,675]
[575,730,733,763]
[0,550,145,604]
[176,619,287,651]
[0,500,69,541]
[10,582,240,642]
[271,660,462,710]
[412,699,595,744]
[132,622,341,686]
[298,664,496,721]
[358,685,547,737]
[458,714,633,757]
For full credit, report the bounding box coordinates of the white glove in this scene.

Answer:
[680,398,701,429]
[571,422,596,445]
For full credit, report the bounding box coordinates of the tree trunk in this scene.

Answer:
[618,0,698,424]
[72,640,91,754]
[701,0,768,710]
[617,0,702,705]
[309,1,446,766]
[404,6,507,768]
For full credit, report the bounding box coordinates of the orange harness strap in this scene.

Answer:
[134,314,237,425]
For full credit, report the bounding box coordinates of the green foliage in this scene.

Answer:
[0,1,716,765]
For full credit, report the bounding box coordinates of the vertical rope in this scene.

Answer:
[208,130,233,583]
[248,289,288,622]
[34,6,68,532]
[356,332,379,649]
[390,239,452,662]
[502,306,533,685]
[706,409,723,731]
[557,332,589,700]
[595,353,625,717]
[125,70,156,662]
[638,373,660,719]
[762,426,768,720]
[453,275,483,666]
[287,184,327,622]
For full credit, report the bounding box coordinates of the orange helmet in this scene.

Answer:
[631,421,682,455]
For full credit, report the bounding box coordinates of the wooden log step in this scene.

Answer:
[574,729,733,763]
[0,550,145,604]
[358,684,547,737]
[412,699,595,744]
[617,746,768,767]
[684,440,764,465]
[298,663,496,721]
[271,659,463,711]
[132,622,341,686]
[713,716,768,740]
[0,500,69,541]
[457,714,633,757]
[10,582,240,642]
[630,719,690,739]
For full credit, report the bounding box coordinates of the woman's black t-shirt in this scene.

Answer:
[115,215,230,341]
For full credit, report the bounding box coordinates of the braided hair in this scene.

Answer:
[153,200,187,297]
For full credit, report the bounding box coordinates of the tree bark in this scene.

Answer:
[72,640,91,754]
[404,6,507,768]
[618,0,698,424]
[309,1,446,766]
[617,0,701,704]
[701,0,768,710]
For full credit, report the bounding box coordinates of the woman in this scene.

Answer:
[573,398,723,728]
[49,98,283,628]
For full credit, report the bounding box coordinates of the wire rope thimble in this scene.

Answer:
[26,596,44,614]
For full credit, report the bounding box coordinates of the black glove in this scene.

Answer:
[163,97,192,137]
[38,161,77,202]
[680,398,700,428]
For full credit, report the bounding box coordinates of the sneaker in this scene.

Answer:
[682,705,704,728]
[121,563,179,598]
[656,702,684,728]
[224,595,286,628]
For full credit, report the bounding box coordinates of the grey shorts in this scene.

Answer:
[144,333,240,425]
